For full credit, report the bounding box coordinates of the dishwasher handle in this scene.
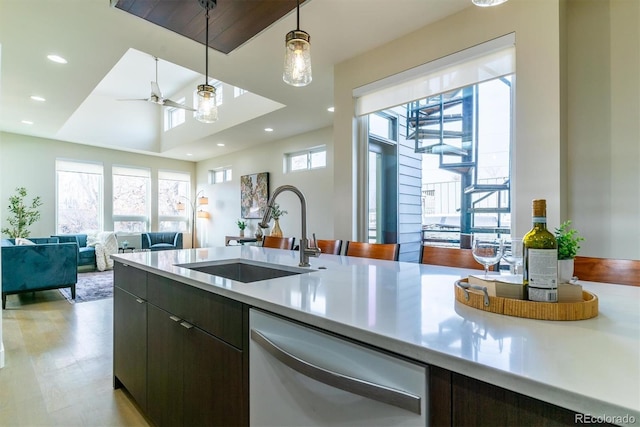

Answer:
[250,329,422,415]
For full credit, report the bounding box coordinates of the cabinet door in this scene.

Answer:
[147,304,184,427]
[113,287,147,411]
[183,326,247,427]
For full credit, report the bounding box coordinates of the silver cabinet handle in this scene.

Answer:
[169,315,181,322]
[135,298,144,304]
[180,321,193,329]
[250,329,421,415]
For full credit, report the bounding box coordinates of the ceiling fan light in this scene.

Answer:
[471,0,509,7]
[283,30,312,87]
[196,84,218,123]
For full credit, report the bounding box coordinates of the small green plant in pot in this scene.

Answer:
[555,220,585,283]
[2,187,43,238]
[237,219,247,237]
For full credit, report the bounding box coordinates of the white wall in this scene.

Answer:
[196,127,334,248]
[0,132,196,237]
[566,0,640,258]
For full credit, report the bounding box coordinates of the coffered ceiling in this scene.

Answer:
[0,0,471,162]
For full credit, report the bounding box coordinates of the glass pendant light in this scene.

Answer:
[472,0,509,7]
[196,0,218,123]
[283,0,312,87]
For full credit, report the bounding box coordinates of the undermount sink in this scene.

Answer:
[176,259,312,283]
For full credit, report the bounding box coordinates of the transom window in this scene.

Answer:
[209,167,232,184]
[164,98,186,131]
[286,147,327,172]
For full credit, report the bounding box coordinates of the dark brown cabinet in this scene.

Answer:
[113,264,147,412]
[113,262,248,427]
[428,366,616,427]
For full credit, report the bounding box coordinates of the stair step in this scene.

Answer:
[407,129,467,140]
[409,98,463,116]
[415,143,468,156]
[467,207,511,214]
[464,183,510,194]
[407,114,463,127]
[470,227,511,234]
[439,162,475,174]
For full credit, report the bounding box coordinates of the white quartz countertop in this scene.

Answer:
[112,246,640,423]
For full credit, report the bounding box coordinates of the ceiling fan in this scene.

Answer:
[119,56,195,111]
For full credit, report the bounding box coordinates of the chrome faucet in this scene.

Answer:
[259,185,320,267]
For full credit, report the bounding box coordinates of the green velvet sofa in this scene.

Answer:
[1,237,78,309]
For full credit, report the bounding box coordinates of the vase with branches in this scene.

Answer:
[2,187,43,238]
[269,203,287,237]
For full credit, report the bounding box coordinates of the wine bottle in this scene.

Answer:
[523,199,558,302]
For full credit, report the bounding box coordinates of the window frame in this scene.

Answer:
[285,146,327,173]
[112,165,151,233]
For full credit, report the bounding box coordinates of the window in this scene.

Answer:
[158,170,190,231]
[56,159,103,234]
[355,34,515,260]
[164,98,186,131]
[112,166,151,232]
[209,167,232,184]
[234,87,248,97]
[286,147,327,172]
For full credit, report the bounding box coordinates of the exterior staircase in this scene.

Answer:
[407,86,510,243]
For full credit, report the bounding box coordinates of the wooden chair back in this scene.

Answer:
[314,239,343,255]
[344,241,400,261]
[262,236,295,250]
[573,256,640,286]
[419,245,494,271]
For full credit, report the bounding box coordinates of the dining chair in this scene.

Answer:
[344,241,400,261]
[314,239,343,255]
[262,236,296,250]
[573,256,640,286]
[419,245,492,271]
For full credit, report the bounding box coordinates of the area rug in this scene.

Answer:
[59,270,114,303]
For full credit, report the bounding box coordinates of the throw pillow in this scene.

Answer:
[15,238,36,245]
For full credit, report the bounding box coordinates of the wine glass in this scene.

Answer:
[502,238,523,275]
[472,237,505,277]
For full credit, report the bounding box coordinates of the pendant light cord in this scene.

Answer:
[204,8,210,85]
[296,0,300,31]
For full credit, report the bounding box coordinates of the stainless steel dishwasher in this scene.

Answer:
[249,309,427,426]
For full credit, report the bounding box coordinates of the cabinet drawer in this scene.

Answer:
[147,273,244,349]
[114,262,147,298]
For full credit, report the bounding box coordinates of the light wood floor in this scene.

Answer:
[0,290,150,426]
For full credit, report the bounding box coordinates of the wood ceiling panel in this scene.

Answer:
[114,0,301,54]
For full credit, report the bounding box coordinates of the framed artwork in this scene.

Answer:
[241,172,269,219]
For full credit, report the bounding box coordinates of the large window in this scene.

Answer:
[356,34,515,260]
[112,166,151,232]
[158,170,190,231]
[56,159,103,234]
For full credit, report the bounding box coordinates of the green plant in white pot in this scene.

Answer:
[237,219,247,237]
[555,220,584,283]
[2,187,43,238]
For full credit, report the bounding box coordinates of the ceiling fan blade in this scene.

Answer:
[117,98,150,102]
[151,81,162,98]
[163,99,196,111]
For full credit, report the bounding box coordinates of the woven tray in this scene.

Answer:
[454,279,598,321]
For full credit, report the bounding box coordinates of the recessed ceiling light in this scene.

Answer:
[264,128,274,132]
[217,143,225,147]
[47,54,68,64]
[21,120,34,125]
[327,107,335,112]
[30,96,46,102]
[186,153,193,157]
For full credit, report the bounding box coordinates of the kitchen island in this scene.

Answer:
[112,246,639,426]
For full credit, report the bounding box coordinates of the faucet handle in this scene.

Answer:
[310,233,317,249]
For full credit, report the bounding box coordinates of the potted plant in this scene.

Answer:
[2,187,43,238]
[555,220,585,283]
[269,203,288,237]
[237,219,247,237]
